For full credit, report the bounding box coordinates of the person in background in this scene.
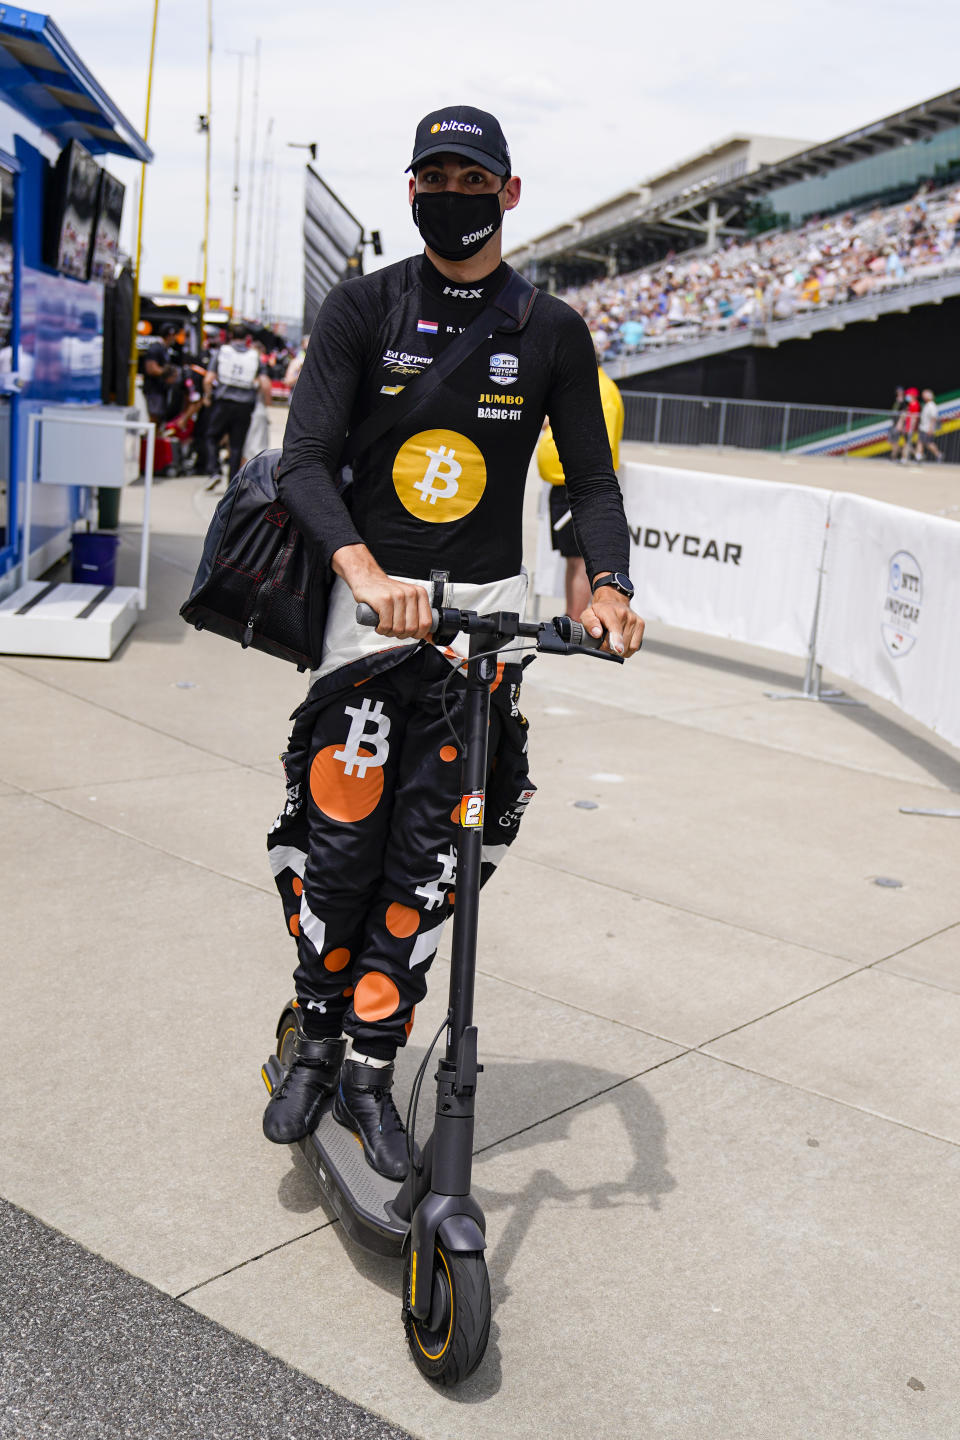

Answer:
[900,387,922,463]
[538,365,625,619]
[204,321,269,489]
[242,340,273,461]
[888,386,906,461]
[142,322,180,423]
[916,389,943,463]
[284,335,309,394]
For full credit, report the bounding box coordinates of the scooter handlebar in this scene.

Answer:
[355,602,619,661]
[356,601,440,630]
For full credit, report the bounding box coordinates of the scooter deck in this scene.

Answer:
[262,1053,408,1258]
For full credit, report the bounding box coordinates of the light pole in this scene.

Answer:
[225,45,254,316]
[240,37,260,317]
[200,0,212,336]
[127,0,161,406]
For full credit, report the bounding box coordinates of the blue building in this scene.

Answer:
[0,9,151,598]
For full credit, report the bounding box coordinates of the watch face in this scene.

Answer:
[596,572,634,597]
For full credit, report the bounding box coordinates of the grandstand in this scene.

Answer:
[508,89,960,408]
[508,134,811,285]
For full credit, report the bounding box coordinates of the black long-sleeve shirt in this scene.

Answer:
[278,254,629,584]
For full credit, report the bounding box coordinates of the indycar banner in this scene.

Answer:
[816,491,960,748]
[616,463,829,659]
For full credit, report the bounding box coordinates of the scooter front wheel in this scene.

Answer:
[403,1243,490,1385]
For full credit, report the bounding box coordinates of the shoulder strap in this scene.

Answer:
[341,269,537,466]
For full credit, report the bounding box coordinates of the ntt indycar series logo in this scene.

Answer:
[489,352,519,385]
[882,550,922,657]
[431,120,483,137]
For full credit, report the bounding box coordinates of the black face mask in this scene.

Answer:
[412,189,505,261]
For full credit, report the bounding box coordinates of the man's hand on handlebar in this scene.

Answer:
[581,593,645,658]
[359,579,434,640]
[332,543,434,640]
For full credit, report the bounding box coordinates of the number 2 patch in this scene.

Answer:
[459,792,485,828]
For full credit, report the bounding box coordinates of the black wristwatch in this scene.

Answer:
[592,571,635,601]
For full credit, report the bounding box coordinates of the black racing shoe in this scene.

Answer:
[332,1058,411,1181]
[263,1031,346,1145]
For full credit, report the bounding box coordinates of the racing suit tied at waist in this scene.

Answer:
[311,570,529,685]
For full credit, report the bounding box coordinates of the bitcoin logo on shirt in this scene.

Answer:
[392,430,486,522]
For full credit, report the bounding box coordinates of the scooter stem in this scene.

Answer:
[404,634,494,1319]
[446,633,497,1057]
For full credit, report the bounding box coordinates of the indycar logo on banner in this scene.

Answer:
[882,550,922,657]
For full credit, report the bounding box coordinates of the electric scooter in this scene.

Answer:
[261,603,621,1385]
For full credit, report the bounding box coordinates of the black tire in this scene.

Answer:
[403,1243,490,1386]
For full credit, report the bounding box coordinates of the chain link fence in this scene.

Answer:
[620,391,960,463]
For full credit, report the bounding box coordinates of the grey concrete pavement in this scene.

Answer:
[620,440,960,519]
[2,418,959,1438]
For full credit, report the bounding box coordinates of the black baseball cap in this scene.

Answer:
[407,105,511,177]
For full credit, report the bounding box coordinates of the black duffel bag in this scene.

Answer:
[179,272,537,672]
[179,448,326,671]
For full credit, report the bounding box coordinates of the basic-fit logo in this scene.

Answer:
[392,429,486,522]
[430,120,483,137]
[489,352,518,385]
[882,549,922,657]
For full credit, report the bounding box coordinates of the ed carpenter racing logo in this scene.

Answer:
[882,550,922,657]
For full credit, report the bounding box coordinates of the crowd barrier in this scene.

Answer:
[816,493,960,745]
[534,463,960,749]
[618,389,960,463]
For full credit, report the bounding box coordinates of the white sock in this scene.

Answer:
[343,1038,391,1069]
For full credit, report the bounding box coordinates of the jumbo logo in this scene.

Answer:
[392,429,486,522]
[882,549,922,657]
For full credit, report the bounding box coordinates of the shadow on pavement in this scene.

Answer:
[272,1056,674,1404]
[646,635,960,790]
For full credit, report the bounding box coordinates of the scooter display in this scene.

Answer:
[260,603,621,1385]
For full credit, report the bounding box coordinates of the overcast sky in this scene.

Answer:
[44,0,960,327]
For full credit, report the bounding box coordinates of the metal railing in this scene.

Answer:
[620,390,960,463]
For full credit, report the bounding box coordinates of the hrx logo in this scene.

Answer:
[443,285,483,300]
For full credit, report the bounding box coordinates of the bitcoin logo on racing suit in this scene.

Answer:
[392,429,486,522]
[310,698,393,825]
[334,698,391,778]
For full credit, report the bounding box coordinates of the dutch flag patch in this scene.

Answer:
[417,319,439,334]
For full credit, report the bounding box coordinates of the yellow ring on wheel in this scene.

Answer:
[278,1025,296,1064]
[413,1247,454,1361]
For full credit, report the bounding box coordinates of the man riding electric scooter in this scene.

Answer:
[262,104,644,1182]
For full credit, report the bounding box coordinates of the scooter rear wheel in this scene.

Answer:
[403,1243,490,1386]
[276,1009,299,1068]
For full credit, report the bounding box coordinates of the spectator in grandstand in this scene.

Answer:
[916,389,943,463]
[538,367,625,619]
[561,181,960,363]
[619,317,645,351]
